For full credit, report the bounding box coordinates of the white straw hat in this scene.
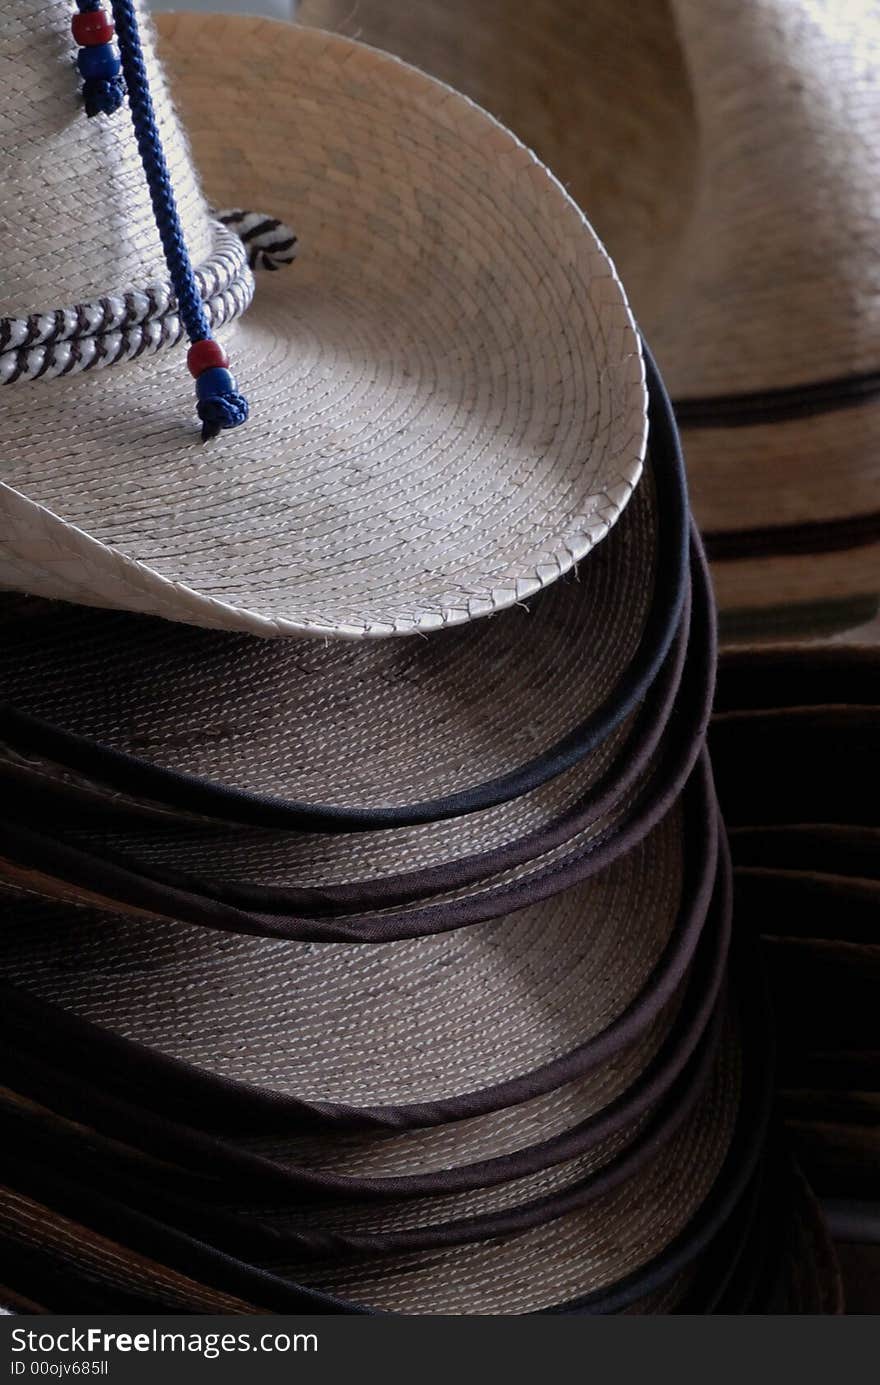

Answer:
[300,0,880,625]
[0,4,647,639]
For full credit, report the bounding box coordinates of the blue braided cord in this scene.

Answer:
[109,0,210,346]
[82,75,126,118]
[107,0,249,436]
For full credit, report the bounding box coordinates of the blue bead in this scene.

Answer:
[195,366,238,401]
[77,43,122,80]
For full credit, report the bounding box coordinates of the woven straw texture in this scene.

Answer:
[0,5,647,638]
[0,797,682,1112]
[4,1078,675,1252]
[0,571,697,926]
[0,467,656,808]
[255,1024,741,1312]
[0,1033,737,1313]
[300,0,880,614]
[0,824,725,1198]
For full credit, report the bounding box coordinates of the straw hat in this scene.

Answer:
[0,362,688,832]
[0,536,714,944]
[0,900,777,1313]
[0,1186,261,1315]
[0,788,695,1124]
[0,1003,722,1256]
[0,816,727,1188]
[0,3,648,639]
[1,994,747,1313]
[0,700,715,949]
[300,0,880,625]
[653,0,880,620]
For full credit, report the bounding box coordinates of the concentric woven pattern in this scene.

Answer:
[0,802,682,1111]
[237,998,681,1178]
[0,710,640,887]
[298,0,880,613]
[0,730,710,948]
[30,1082,654,1249]
[0,468,655,809]
[256,1020,741,1312]
[206,1003,719,1245]
[0,12,647,638]
[220,1111,655,1245]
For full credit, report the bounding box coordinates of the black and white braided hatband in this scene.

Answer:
[0,211,296,386]
[216,210,298,272]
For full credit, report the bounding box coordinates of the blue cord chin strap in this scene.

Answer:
[73,0,250,441]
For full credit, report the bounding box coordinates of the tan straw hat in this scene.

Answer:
[300,0,880,627]
[0,526,713,936]
[0,791,690,1123]
[0,3,648,639]
[1,899,778,1314]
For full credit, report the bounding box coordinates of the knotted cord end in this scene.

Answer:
[189,349,249,442]
[82,73,127,117]
[197,389,250,443]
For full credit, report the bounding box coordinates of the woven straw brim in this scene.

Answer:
[0,15,647,640]
[239,1019,741,1312]
[297,1,880,620]
[0,457,662,819]
[297,0,697,335]
[0,794,685,1115]
[0,707,714,954]
[0,1196,707,1315]
[0,920,769,1316]
[0,709,715,947]
[0,520,703,927]
[0,847,728,1197]
[711,544,880,619]
[0,527,712,945]
[0,999,740,1307]
[0,568,699,923]
[682,408,880,539]
[0,1005,718,1256]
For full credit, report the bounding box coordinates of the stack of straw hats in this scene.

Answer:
[299,0,880,637]
[0,4,840,1313]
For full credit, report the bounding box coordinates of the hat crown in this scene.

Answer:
[0,0,213,318]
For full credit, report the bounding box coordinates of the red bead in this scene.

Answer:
[72,10,115,46]
[187,339,230,378]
